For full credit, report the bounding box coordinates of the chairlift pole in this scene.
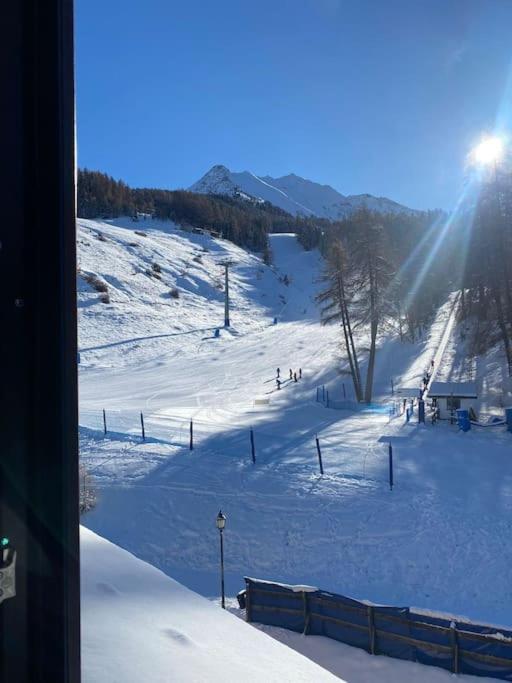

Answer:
[221,261,233,328]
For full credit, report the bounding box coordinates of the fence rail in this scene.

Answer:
[242,578,512,680]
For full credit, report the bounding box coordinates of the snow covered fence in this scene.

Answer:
[242,578,512,681]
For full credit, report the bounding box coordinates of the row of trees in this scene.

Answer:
[317,208,451,402]
[77,169,327,252]
[457,156,512,375]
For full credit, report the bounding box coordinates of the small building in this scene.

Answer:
[428,381,477,420]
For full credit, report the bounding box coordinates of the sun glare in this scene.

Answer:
[471,136,504,165]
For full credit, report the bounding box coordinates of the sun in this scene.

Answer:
[471,136,504,165]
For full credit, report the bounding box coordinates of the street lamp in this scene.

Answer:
[216,510,226,608]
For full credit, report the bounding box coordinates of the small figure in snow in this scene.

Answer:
[276,379,281,390]
[277,367,280,378]
[293,372,297,382]
[431,359,434,369]
[289,369,293,379]
[299,368,302,379]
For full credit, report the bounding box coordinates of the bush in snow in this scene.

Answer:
[170,287,180,299]
[134,230,147,237]
[80,270,109,293]
[79,464,96,515]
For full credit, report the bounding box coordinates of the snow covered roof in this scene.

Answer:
[81,528,338,683]
[396,387,422,397]
[429,381,477,398]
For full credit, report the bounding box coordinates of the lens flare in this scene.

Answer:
[471,136,503,165]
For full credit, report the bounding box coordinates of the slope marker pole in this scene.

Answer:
[315,436,324,475]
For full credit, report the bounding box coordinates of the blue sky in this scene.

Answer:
[76,0,512,210]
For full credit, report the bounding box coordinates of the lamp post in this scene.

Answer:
[216,510,226,608]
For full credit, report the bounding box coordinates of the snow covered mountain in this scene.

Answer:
[190,164,415,219]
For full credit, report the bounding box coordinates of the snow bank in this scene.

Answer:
[81,526,338,682]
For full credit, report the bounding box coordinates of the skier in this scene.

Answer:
[293,372,297,382]
[299,368,302,379]
[276,379,281,390]
[431,359,434,369]
[289,369,293,379]
[277,367,280,378]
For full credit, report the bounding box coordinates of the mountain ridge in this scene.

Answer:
[190,164,416,219]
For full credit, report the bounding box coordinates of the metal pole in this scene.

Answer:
[224,264,230,327]
[315,436,324,475]
[140,411,145,441]
[103,408,107,435]
[220,529,225,609]
[250,428,256,464]
[190,420,193,450]
[388,443,394,490]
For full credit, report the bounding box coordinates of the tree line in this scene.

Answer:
[77,168,328,252]
[456,154,512,375]
[317,208,451,403]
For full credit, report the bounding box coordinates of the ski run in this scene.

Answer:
[79,216,512,681]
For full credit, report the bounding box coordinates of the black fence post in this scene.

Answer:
[250,428,256,464]
[388,443,394,490]
[302,591,311,635]
[316,387,319,402]
[140,411,145,441]
[245,579,252,622]
[367,605,376,654]
[391,377,394,396]
[103,408,107,435]
[322,385,325,402]
[190,419,193,451]
[342,382,346,399]
[315,436,324,475]
[451,623,459,674]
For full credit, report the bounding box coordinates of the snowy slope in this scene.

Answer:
[81,526,338,683]
[77,217,301,369]
[82,526,498,683]
[79,221,512,652]
[190,164,415,218]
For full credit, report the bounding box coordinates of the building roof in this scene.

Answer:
[395,387,422,397]
[428,381,477,398]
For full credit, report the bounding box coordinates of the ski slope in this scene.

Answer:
[79,218,512,648]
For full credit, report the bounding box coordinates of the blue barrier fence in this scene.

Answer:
[242,578,512,680]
